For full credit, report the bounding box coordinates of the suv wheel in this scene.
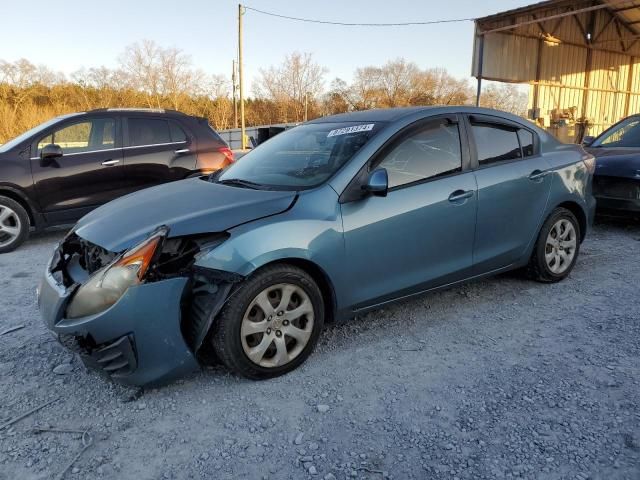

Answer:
[0,196,29,254]
[211,264,324,379]
[528,207,580,282]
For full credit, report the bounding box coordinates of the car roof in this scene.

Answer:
[86,108,191,118]
[308,106,536,125]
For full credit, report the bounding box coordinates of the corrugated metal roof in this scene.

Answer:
[473,0,640,139]
[605,0,640,34]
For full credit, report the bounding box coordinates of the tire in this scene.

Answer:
[0,196,30,254]
[527,207,581,283]
[211,264,324,380]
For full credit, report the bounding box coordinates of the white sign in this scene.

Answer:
[327,124,375,137]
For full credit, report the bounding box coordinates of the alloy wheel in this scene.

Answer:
[0,205,21,249]
[544,218,577,274]
[240,283,315,368]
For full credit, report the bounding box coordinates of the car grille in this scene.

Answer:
[593,176,640,200]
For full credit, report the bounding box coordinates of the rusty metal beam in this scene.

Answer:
[625,37,640,51]
[614,18,627,51]
[624,56,636,116]
[529,80,637,95]
[485,30,639,57]
[531,13,548,35]
[612,5,639,13]
[479,1,627,35]
[581,10,596,121]
[594,14,615,42]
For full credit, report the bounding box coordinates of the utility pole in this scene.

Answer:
[238,4,246,150]
[232,60,238,129]
[304,93,308,122]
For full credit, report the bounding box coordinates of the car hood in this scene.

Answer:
[587,147,640,178]
[74,178,297,252]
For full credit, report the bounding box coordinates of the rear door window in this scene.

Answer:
[471,124,522,165]
[128,118,171,147]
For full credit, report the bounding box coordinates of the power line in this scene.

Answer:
[243,5,474,27]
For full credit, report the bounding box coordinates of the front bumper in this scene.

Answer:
[38,253,199,386]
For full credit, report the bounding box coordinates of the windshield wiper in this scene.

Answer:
[217,178,266,190]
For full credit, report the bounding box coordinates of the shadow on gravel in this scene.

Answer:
[27,227,69,244]
[594,214,640,233]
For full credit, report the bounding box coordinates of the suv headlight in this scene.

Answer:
[66,228,167,319]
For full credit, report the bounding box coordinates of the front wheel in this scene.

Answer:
[211,264,324,379]
[0,196,30,254]
[527,207,580,283]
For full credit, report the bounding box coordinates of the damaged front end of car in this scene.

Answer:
[38,227,242,386]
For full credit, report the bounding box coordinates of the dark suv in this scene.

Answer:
[0,108,234,253]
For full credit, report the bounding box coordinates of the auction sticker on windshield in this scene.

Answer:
[327,124,375,137]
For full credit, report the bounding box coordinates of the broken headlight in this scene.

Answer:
[66,228,167,319]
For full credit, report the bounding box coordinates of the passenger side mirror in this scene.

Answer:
[362,168,388,197]
[40,144,63,167]
[581,135,595,147]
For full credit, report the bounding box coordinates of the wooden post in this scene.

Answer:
[238,4,246,149]
[232,60,238,129]
[475,33,485,107]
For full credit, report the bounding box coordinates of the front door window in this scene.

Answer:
[377,121,462,188]
[37,118,116,155]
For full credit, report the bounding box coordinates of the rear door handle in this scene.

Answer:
[448,189,474,202]
[174,148,190,154]
[101,159,120,166]
[529,169,549,181]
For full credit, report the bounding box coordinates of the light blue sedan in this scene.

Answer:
[38,107,596,385]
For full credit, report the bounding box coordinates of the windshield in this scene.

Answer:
[217,121,386,189]
[592,117,640,148]
[0,114,81,153]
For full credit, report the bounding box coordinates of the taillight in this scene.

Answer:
[218,146,234,163]
[582,153,596,174]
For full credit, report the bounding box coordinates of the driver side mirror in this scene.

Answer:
[581,135,595,147]
[40,144,63,167]
[362,168,388,197]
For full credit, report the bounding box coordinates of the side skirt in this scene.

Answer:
[349,262,523,317]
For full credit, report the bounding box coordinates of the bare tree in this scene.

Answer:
[119,40,164,107]
[480,83,528,116]
[377,58,421,107]
[254,52,327,122]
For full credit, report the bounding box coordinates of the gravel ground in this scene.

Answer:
[0,220,639,480]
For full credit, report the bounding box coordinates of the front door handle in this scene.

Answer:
[101,159,120,166]
[448,189,474,202]
[529,169,549,181]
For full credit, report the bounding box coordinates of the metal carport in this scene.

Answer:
[472,0,640,142]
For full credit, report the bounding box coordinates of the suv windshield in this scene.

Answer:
[217,121,386,189]
[592,116,640,148]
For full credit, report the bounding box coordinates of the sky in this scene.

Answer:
[0,0,534,91]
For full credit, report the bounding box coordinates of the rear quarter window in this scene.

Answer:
[518,129,535,157]
[169,121,187,143]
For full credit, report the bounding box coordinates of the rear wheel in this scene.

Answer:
[211,264,324,379]
[528,207,580,282]
[0,196,29,254]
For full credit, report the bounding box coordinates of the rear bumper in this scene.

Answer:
[38,255,199,387]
